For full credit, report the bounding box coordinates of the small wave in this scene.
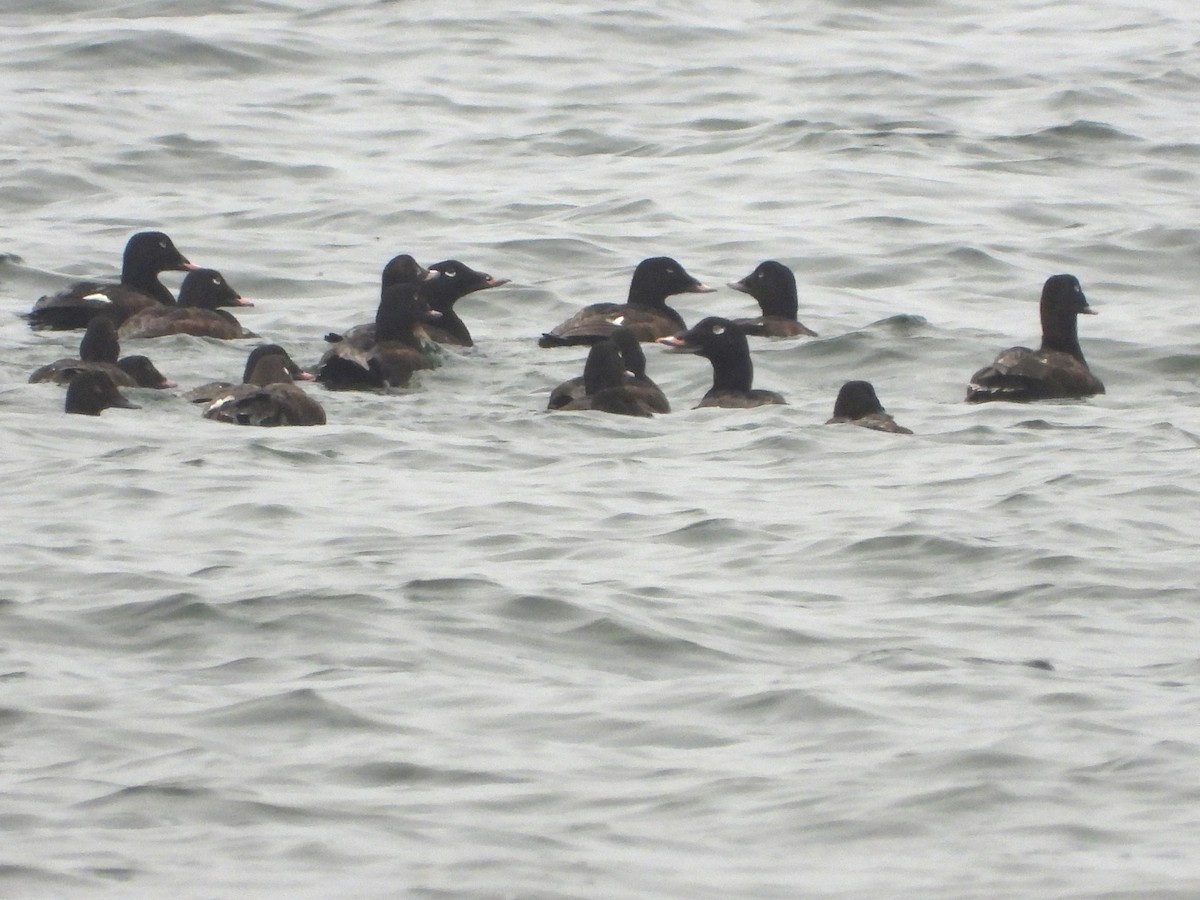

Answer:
[332,760,524,788]
[1005,119,1142,148]
[565,616,736,669]
[196,688,385,732]
[22,28,317,75]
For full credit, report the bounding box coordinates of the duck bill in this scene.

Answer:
[232,296,255,308]
[656,335,698,353]
[1079,306,1097,315]
[687,281,717,294]
[727,279,750,294]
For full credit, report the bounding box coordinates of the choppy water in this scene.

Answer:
[3,1,1200,897]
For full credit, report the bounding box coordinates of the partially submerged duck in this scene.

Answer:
[323,253,440,349]
[183,344,313,404]
[825,381,912,433]
[118,268,253,340]
[203,353,326,426]
[966,274,1104,403]
[550,338,658,417]
[727,260,817,338]
[27,231,197,330]
[420,259,509,347]
[317,284,443,389]
[29,317,175,388]
[326,257,507,349]
[547,327,669,413]
[539,257,715,347]
[64,370,140,416]
[657,317,785,408]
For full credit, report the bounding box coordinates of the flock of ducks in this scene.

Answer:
[23,232,1106,432]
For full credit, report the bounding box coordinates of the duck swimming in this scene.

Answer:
[539,257,715,347]
[548,326,669,413]
[29,317,175,388]
[203,353,326,426]
[118,268,253,340]
[64,370,140,416]
[825,381,912,433]
[727,260,818,338]
[317,284,443,389]
[184,344,314,404]
[657,317,785,408]
[966,274,1104,403]
[27,231,198,330]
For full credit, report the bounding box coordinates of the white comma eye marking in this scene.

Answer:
[711,324,726,336]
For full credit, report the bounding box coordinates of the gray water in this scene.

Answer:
[3,1,1200,897]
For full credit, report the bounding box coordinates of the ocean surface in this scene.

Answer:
[3,1,1200,897]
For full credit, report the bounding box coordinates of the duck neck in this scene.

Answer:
[79,322,120,364]
[583,343,625,395]
[767,287,799,320]
[1040,305,1085,362]
[432,309,472,345]
[709,334,754,393]
[627,275,675,312]
[376,315,420,346]
[122,256,175,305]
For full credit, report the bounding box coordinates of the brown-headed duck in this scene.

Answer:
[826,381,912,433]
[118,268,253,340]
[64,370,140,416]
[29,317,175,388]
[727,260,818,338]
[183,344,314,404]
[202,353,326,426]
[966,274,1104,402]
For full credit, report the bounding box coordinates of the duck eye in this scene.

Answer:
[711,324,726,336]
[212,277,221,285]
